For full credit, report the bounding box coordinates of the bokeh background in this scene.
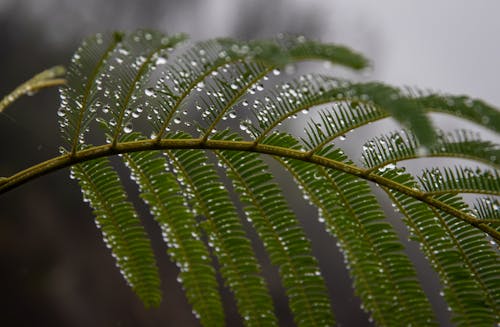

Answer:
[1,1,499,326]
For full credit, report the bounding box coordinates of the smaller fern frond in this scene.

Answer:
[414,177,500,318]
[59,32,123,153]
[377,169,498,326]
[71,157,162,307]
[265,132,437,326]
[301,102,387,151]
[99,30,186,146]
[120,132,224,326]
[197,61,270,140]
[213,130,335,326]
[419,166,500,196]
[362,129,499,170]
[165,133,277,326]
[218,34,369,70]
[416,93,500,134]
[248,75,437,148]
[151,36,369,140]
[473,197,500,232]
[0,65,66,113]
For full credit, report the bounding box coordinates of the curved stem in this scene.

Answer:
[0,67,66,113]
[1,138,498,241]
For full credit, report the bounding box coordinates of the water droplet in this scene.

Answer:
[230,83,238,90]
[173,117,181,124]
[155,56,167,65]
[124,122,133,133]
[272,69,281,76]
[145,88,155,97]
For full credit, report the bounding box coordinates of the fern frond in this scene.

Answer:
[420,167,500,196]
[213,130,334,326]
[196,61,270,140]
[362,138,500,323]
[362,129,499,170]
[377,169,499,326]
[265,132,436,326]
[150,36,368,140]
[426,194,500,322]
[120,132,223,325]
[246,75,436,148]
[4,29,500,326]
[96,30,186,145]
[416,93,500,134]
[218,34,369,69]
[164,132,277,326]
[473,197,500,232]
[59,32,123,153]
[301,102,387,151]
[71,157,161,307]
[416,177,500,318]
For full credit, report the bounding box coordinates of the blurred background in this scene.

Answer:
[0,0,499,326]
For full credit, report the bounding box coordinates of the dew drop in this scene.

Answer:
[155,56,167,65]
[173,117,182,124]
[124,122,133,133]
[145,88,155,97]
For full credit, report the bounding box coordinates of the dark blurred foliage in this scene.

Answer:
[0,1,453,326]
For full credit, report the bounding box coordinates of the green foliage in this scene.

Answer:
[1,29,499,326]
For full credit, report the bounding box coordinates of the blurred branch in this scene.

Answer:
[0,65,66,113]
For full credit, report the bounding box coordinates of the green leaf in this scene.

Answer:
[266,132,436,326]
[362,129,499,170]
[213,130,334,326]
[377,169,499,326]
[121,132,223,326]
[71,157,161,307]
[417,93,500,134]
[59,32,123,152]
[420,167,500,196]
[165,132,277,326]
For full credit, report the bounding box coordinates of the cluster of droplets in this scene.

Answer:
[70,166,139,290]
[419,168,448,191]
[361,130,417,168]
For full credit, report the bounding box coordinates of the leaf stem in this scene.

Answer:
[1,138,498,241]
